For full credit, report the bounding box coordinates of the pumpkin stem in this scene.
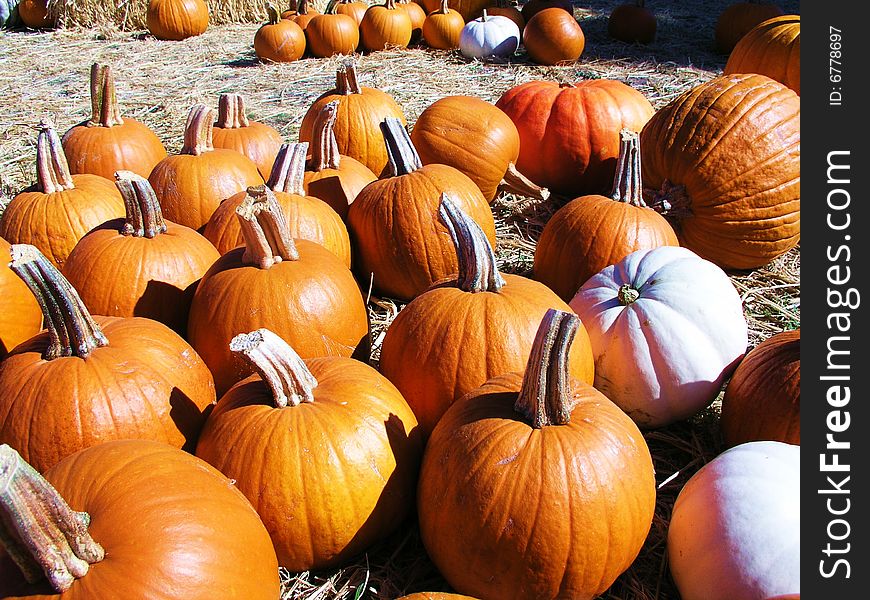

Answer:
[297,0,311,13]
[9,245,108,360]
[385,0,398,9]
[35,120,75,194]
[265,2,281,23]
[438,194,505,293]
[437,0,449,13]
[610,129,646,207]
[514,309,579,428]
[381,118,422,177]
[215,93,251,129]
[236,185,300,268]
[115,170,168,238]
[180,104,216,156]
[267,142,309,195]
[308,101,342,172]
[87,63,124,128]
[646,179,692,223]
[335,60,363,96]
[0,445,105,592]
[230,329,318,408]
[481,8,487,20]
[498,163,550,202]
[618,284,640,305]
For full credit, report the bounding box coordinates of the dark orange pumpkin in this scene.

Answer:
[211,93,284,181]
[608,0,656,44]
[360,0,414,52]
[379,196,594,436]
[0,440,279,599]
[397,0,427,42]
[62,64,167,181]
[714,1,784,53]
[533,129,678,301]
[347,118,497,301]
[487,0,525,34]
[299,60,407,177]
[422,0,465,50]
[721,329,800,446]
[495,79,654,196]
[522,7,585,65]
[335,0,369,25]
[62,172,220,335]
[17,0,54,28]
[640,73,800,270]
[306,10,360,57]
[196,328,422,570]
[254,3,307,62]
[302,101,378,221]
[724,14,800,95]
[0,244,216,473]
[0,120,125,269]
[418,309,656,599]
[0,238,42,359]
[448,0,495,21]
[148,104,264,232]
[146,0,209,40]
[188,187,369,396]
[520,0,571,22]
[203,142,352,265]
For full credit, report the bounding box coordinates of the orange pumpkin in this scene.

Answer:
[62,64,167,181]
[306,10,360,57]
[0,238,42,359]
[422,0,465,50]
[17,0,54,28]
[725,14,800,95]
[360,0,413,52]
[146,0,209,40]
[210,93,284,180]
[398,0,427,42]
[286,0,319,29]
[254,3,307,62]
[335,0,369,25]
[522,7,585,65]
[714,1,784,53]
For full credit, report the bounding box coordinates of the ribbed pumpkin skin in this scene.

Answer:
[203,189,353,266]
[725,15,800,95]
[61,220,220,334]
[496,80,653,196]
[533,195,679,302]
[0,440,280,600]
[410,95,520,201]
[360,4,413,51]
[379,274,595,435]
[714,1,784,53]
[196,357,422,571]
[419,375,656,600]
[0,175,125,269]
[211,121,284,181]
[306,14,361,57]
[62,119,167,181]
[721,329,800,446]
[303,155,377,221]
[639,73,800,270]
[253,18,307,62]
[187,240,369,396]
[146,0,209,40]
[0,238,42,359]
[522,8,585,65]
[347,165,497,301]
[336,0,368,25]
[148,150,264,232]
[0,316,216,473]
[421,5,465,50]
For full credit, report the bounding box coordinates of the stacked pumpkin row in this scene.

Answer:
[0,57,798,598]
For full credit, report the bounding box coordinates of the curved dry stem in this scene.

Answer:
[35,120,75,194]
[87,63,124,128]
[498,163,550,202]
[230,329,318,407]
[236,185,300,268]
[115,170,167,238]
[381,117,421,177]
[267,142,309,195]
[216,93,250,129]
[335,60,362,95]
[611,129,645,207]
[180,104,215,156]
[308,101,341,172]
[438,194,505,293]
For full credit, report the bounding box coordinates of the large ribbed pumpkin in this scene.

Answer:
[0,245,216,473]
[418,309,655,600]
[196,329,422,570]
[720,329,799,446]
[495,79,654,196]
[0,238,42,359]
[639,73,800,270]
[0,440,279,599]
[725,15,800,95]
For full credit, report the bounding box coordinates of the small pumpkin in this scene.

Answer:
[196,328,422,570]
[146,0,209,40]
[487,0,524,34]
[418,309,656,600]
[360,0,414,51]
[423,0,469,51]
[335,0,369,25]
[522,7,585,65]
[533,129,678,302]
[519,0,571,22]
[724,14,800,95]
[0,244,216,472]
[254,3,307,62]
[459,9,520,60]
[397,0,427,42]
[346,118,497,301]
[608,0,656,44]
[569,246,748,428]
[62,63,168,181]
[148,104,264,232]
[0,120,125,269]
[286,0,319,30]
[668,441,800,600]
[720,329,800,446]
[18,0,53,28]
[0,238,42,359]
[62,171,220,335]
[0,440,279,599]
[188,186,369,396]
[714,0,784,53]
[211,93,284,181]
[306,8,360,57]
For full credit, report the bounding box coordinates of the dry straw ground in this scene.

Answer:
[1,1,799,598]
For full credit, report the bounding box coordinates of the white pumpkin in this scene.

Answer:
[459,10,521,59]
[569,245,747,428]
[668,441,800,600]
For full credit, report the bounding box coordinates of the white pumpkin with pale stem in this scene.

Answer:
[568,245,747,428]
[668,441,800,600]
[459,10,521,59]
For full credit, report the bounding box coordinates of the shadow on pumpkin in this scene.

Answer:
[170,385,213,453]
[134,278,201,337]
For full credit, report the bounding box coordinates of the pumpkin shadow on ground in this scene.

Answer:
[223,54,261,68]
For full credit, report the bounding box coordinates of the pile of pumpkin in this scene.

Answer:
[0,31,798,598]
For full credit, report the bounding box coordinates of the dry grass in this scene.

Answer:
[1,1,799,598]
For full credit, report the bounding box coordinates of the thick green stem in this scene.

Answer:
[215,93,250,129]
[9,245,108,360]
[267,142,309,195]
[35,120,75,194]
[514,309,579,428]
[87,63,124,128]
[230,329,317,407]
[335,60,362,95]
[610,129,646,207]
[498,162,550,201]
[308,101,341,172]
[115,171,168,238]
[381,117,422,177]
[180,104,215,156]
[0,445,105,593]
[438,194,505,293]
[236,185,300,268]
